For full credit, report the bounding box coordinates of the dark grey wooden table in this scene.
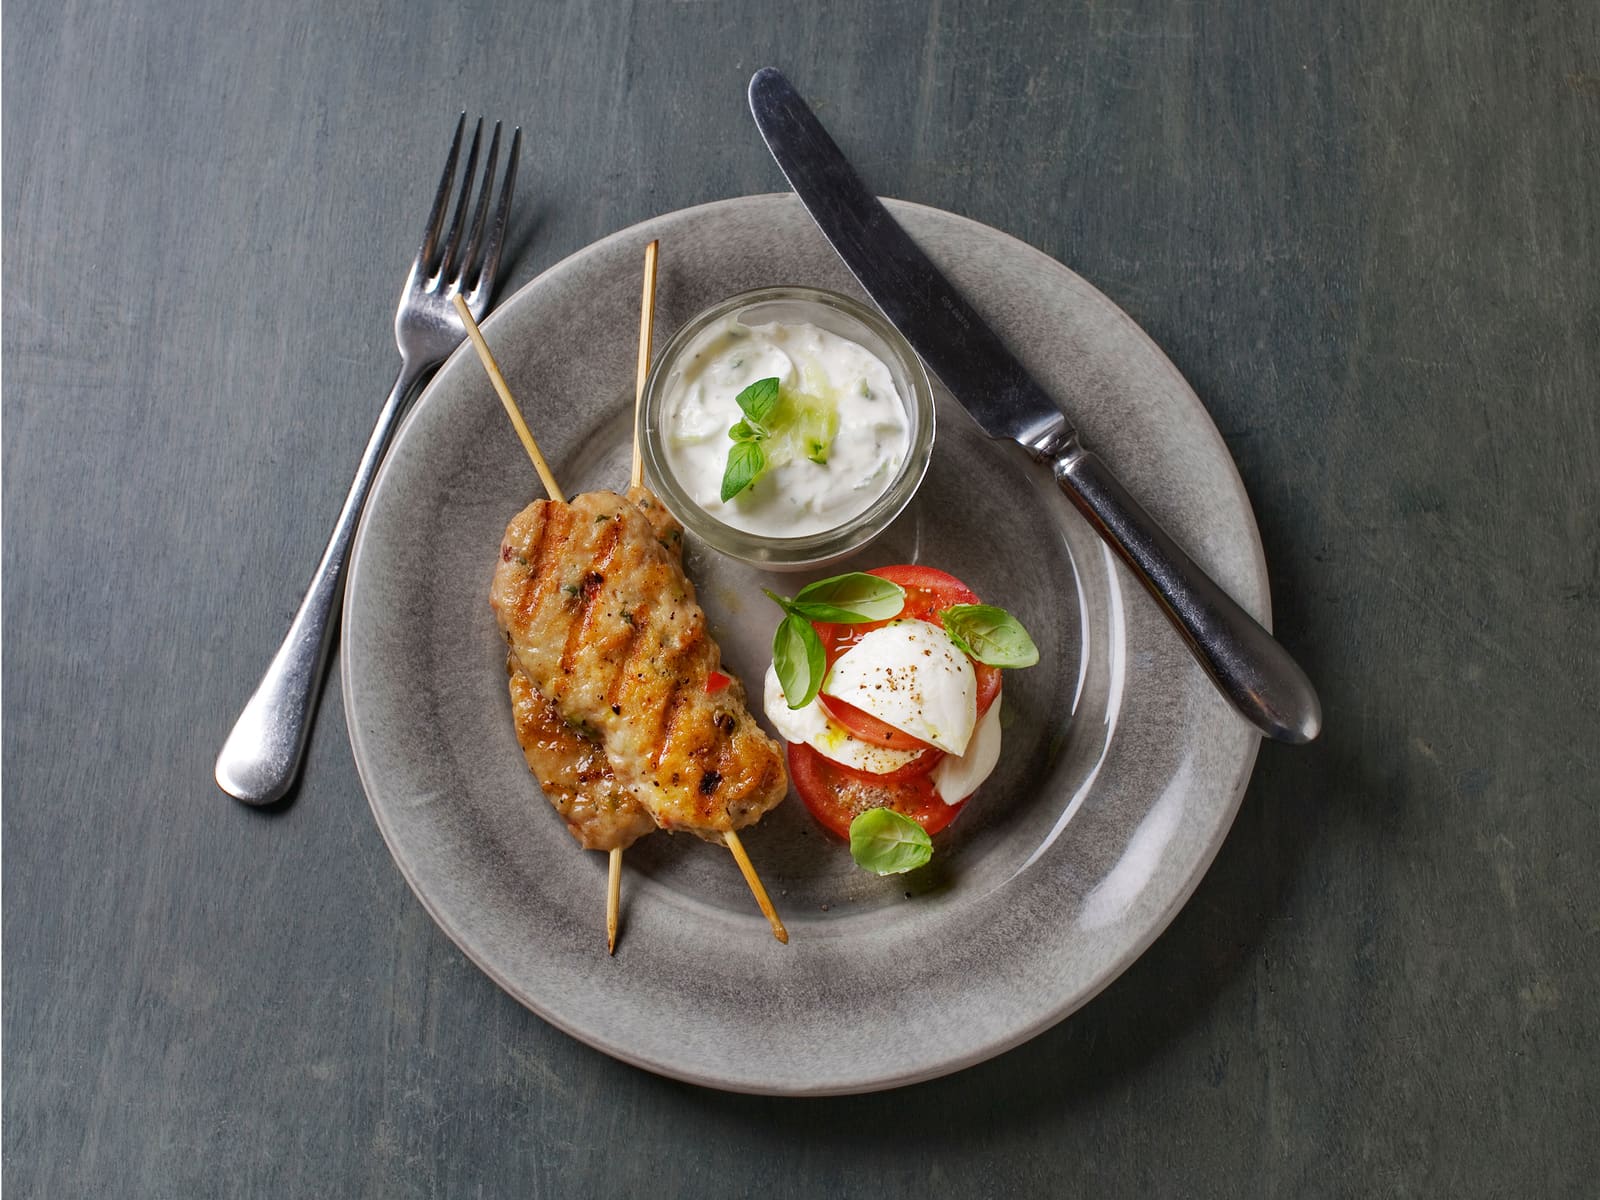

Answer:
[6,1,1597,1195]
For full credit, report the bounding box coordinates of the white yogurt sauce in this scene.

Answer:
[659,319,910,536]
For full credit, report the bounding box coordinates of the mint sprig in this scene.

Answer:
[721,439,765,502]
[720,377,781,502]
[736,376,781,427]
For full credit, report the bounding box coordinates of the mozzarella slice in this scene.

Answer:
[932,693,1003,804]
[762,666,927,775]
[822,620,978,755]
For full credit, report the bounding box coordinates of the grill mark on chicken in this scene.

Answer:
[491,489,787,840]
[647,590,708,771]
[652,684,689,772]
[561,517,622,677]
[516,502,573,626]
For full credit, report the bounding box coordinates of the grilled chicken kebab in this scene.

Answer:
[492,486,787,847]
[501,487,681,851]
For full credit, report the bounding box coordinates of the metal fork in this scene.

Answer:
[215,115,521,805]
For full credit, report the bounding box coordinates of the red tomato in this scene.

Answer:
[814,565,1001,749]
[870,745,945,781]
[788,743,965,839]
[814,694,937,753]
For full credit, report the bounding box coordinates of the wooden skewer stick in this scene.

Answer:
[457,265,788,950]
[724,829,789,944]
[452,293,565,503]
[605,240,664,954]
[623,243,787,946]
[455,291,618,948]
[605,848,623,955]
[630,239,660,490]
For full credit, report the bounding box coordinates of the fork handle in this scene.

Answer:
[215,360,428,805]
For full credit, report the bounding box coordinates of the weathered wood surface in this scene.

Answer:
[4,0,1596,1195]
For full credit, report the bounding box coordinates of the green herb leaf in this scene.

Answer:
[734,376,782,427]
[728,420,759,442]
[939,604,1040,668]
[721,439,766,502]
[849,808,934,875]
[788,572,907,624]
[772,612,826,709]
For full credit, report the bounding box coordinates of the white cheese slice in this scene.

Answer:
[762,666,927,775]
[932,694,1004,804]
[821,620,978,755]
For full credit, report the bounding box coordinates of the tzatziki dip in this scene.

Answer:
[658,318,910,537]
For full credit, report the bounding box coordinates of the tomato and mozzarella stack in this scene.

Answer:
[763,623,1004,802]
[762,565,1012,839]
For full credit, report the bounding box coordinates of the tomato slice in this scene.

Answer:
[815,693,939,752]
[868,745,945,781]
[869,563,981,610]
[788,743,965,839]
[815,565,1001,750]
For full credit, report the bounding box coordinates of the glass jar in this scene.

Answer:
[639,286,935,570]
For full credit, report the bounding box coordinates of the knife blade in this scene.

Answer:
[748,67,1321,744]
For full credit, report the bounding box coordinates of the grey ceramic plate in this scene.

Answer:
[342,194,1266,1096]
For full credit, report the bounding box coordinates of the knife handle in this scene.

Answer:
[1047,435,1321,743]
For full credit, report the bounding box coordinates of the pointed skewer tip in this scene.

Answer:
[723,829,789,944]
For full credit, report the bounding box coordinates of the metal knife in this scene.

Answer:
[748,67,1320,743]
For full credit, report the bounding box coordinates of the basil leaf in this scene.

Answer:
[849,808,933,875]
[734,376,782,427]
[789,572,906,623]
[728,420,759,442]
[939,604,1040,668]
[720,439,766,502]
[772,612,826,709]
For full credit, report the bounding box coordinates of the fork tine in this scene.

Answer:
[436,118,483,283]
[417,113,466,273]
[458,121,502,289]
[469,126,520,306]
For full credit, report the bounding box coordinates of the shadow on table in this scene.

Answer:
[656,700,1380,1137]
